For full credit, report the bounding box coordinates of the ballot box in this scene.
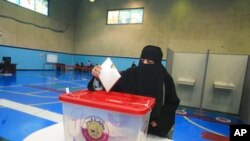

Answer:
[59,90,155,141]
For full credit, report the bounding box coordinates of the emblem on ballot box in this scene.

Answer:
[82,116,109,141]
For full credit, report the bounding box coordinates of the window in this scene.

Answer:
[107,8,144,25]
[7,0,49,16]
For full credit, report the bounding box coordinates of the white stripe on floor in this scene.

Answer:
[184,116,225,136]
[0,99,63,123]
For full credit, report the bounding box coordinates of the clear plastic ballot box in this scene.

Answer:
[59,90,155,141]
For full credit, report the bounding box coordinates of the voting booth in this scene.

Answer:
[59,90,155,141]
[167,48,248,114]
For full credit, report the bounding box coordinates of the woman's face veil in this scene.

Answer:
[137,45,164,118]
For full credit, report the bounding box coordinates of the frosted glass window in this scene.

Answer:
[107,11,119,24]
[20,0,35,10]
[7,0,18,4]
[7,0,48,16]
[35,0,48,15]
[119,10,131,24]
[130,9,143,23]
[107,8,143,25]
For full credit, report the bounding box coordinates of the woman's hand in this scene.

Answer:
[91,65,102,78]
[150,120,158,127]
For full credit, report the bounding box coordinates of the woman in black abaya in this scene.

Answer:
[88,45,180,138]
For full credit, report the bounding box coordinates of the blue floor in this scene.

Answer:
[0,71,243,141]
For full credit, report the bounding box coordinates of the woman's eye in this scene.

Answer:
[148,60,155,64]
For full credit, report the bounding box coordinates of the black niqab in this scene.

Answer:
[136,45,164,119]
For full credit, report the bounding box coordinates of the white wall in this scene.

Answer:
[171,53,207,108]
[202,54,248,114]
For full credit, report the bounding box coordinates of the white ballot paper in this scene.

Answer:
[99,57,121,92]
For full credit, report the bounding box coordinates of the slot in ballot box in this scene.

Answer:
[59,90,155,141]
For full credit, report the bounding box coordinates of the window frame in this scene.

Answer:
[106,8,144,25]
